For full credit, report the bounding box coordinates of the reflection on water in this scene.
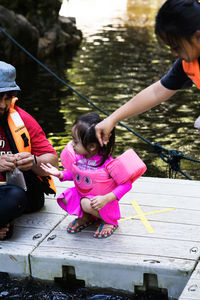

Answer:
[126,0,161,27]
[60,0,127,37]
[17,0,200,180]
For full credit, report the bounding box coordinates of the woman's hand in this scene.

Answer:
[0,154,16,172]
[40,163,63,179]
[15,152,34,171]
[95,117,116,147]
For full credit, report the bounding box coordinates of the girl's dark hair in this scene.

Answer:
[73,112,115,166]
[155,0,200,47]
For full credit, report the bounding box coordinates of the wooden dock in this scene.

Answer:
[0,176,200,300]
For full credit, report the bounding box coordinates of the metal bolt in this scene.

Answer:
[47,234,56,241]
[143,259,160,264]
[188,284,198,292]
[190,247,198,254]
[32,233,42,240]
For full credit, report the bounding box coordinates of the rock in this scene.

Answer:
[0,5,39,64]
[59,16,77,34]
[70,34,82,47]
[0,1,82,63]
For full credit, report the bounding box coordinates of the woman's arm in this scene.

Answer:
[15,152,58,176]
[32,153,58,176]
[95,80,178,146]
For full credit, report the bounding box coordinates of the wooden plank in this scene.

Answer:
[31,225,200,260]
[119,218,200,243]
[8,227,52,246]
[120,204,200,227]
[15,212,65,229]
[132,177,200,197]
[121,193,200,210]
[56,212,200,243]
[40,198,66,215]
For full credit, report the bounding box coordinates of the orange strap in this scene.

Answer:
[182,59,200,89]
[38,175,56,194]
[8,97,31,152]
[8,98,56,194]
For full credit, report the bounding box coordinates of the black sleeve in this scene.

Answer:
[160,59,193,90]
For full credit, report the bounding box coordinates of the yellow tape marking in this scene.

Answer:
[120,207,176,221]
[130,200,154,233]
[119,200,176,234]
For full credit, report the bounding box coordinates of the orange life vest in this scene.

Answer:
[182,59,200,89]
[8,97,31,153]
[8,98,56,194]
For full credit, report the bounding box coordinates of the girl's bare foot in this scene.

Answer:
[67,213,95,233]
[94,223,118,238]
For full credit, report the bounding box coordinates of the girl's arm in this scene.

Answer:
[111,180,132,200]
[95,80,178,146]
[40,163,73,181]
[61,170,73,181]
[90,181,132,210]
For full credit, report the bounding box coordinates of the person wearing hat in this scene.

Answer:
[0,61,58,240]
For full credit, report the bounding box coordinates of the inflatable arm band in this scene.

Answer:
[106,149,147,185]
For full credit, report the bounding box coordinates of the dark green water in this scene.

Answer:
[16,22,200,181]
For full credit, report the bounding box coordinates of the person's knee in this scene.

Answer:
[5,185,27,215]
[0,185,27,225]
[81,197,92,213]
[81,198,100,218]
[9,186,27,211]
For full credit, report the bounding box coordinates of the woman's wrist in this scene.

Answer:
[108,115,118,127]
[32,155,37,166]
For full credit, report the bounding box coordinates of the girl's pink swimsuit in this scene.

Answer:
[57,141,146,225]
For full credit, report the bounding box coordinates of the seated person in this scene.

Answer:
[0,61,58,240]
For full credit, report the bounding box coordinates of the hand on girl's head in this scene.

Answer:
[95,124,109,147]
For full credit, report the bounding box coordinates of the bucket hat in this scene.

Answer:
[0,61,20,92]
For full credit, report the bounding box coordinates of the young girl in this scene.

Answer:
[95,0,200,146]
[41,113,146,238]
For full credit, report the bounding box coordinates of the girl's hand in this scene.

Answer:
[91,192,116,211]
[90,195,108,210]
[40,163,62,178]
